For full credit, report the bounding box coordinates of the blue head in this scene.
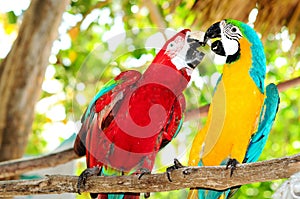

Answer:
[201,19,266,93]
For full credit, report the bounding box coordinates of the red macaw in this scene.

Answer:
[74,29,204,199]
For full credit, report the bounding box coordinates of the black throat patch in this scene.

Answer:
[226,44,241,64]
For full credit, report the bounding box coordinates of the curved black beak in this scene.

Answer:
[200,22,221,46]
[186,33,205,69]
[200,21,226,56]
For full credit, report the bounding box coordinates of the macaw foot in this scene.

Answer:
[137,168,151,179]
[144,192,150,198]
[137,168,151,198]
[77,166,101,196]
[89,193,98,199]
[166,158,185,182]
[226,158,239,177]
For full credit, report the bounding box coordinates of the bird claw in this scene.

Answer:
[77,166,101,195]
[137,168,151,180]
[226,158,239,177]
[144,192,151,198]
[166,158,185,182]
[136,168,151,198]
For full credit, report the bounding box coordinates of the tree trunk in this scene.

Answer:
[0,0,69,163]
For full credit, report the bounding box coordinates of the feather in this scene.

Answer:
[243,83,280,163]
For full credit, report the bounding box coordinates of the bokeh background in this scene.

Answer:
[0,0,299,198]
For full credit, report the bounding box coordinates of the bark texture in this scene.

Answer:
[0,0,70,162]
[0,153,299,197]
[0,149,78,179]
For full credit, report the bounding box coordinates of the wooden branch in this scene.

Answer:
[277,76,300,92]
[142,0,167,29]
[185,104,210,121]
[0,154,299,197]
[142,0,168,40]
[0,149,79,179]
[0,76,299,179]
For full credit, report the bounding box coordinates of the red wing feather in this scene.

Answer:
[73,70,142,162]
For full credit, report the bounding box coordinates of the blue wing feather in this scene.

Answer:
[243,83,280,163]
[173,116,184,138]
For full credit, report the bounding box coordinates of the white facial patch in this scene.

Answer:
[165,35,185,58]
[220,20,240,56]
[221,36,239,56]
[171,55,191,73]
[166,31,194,76]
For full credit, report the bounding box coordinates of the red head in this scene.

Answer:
[151,29,204,80]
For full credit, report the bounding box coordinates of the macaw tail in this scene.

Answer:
[187,188,198,199]
[187,188,229,199]
[93,167,140,199]
[97,193,140,199]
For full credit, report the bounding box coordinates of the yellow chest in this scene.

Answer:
[189,39,265,166]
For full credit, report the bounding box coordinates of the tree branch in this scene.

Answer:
[0,76,299,179]
[185,104,210,121]
[0,154,299,197]
[277,76,300,92]
[0,149,79,179]
[142,0,168,40]
[142,0,167,29]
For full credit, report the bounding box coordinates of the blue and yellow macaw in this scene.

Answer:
[187,19,280,199]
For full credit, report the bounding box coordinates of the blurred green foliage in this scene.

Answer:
[1,0,299,198]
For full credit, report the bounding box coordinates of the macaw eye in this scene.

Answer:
[231,27,237,32]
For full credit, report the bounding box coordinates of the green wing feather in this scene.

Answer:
[82,78,118,122]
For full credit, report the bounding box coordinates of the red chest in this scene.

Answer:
[128,84,176,127]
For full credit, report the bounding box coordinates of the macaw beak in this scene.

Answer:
[185,32,205,69]
[202,22,221,45]
[202,22,226,56]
